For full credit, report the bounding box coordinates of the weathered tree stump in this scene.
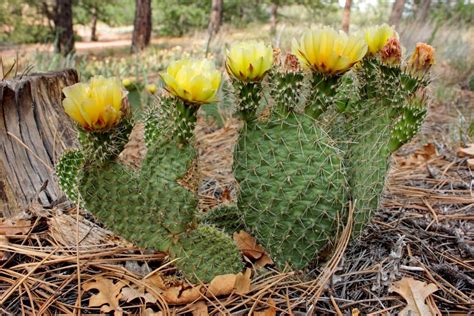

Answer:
[0,69,78,217]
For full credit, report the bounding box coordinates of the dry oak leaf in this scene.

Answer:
[120,285,157,304]
[0,235,9,261]
[467,158,474,168]
[83,276,129,313]
[162,269,252,305]
[206,268,252,296]
[399,143,437,167]
[457,144,474,158]
[234,230,273,267]
[253,298,276,316]
[190,301,209,316]
[0,219,31,235]
[389,277,438,316]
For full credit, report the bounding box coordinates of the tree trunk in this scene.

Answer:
[417,0,431,23]
[208,0,223,36]
[270,2,278,34]
[131,0,152,53]
[91,8,98,41]
[54,0,75,56]
[389,0,405,28]
[0,69,79,218]
[341,0,352,33]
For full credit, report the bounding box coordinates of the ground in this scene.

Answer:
[0,22,473,315]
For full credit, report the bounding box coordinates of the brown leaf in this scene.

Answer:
[352,308,360,316]
[233,231,273,266]
[0,235,9,261]
[457,144,474,158]
[207,274,237,296]
[253,298,276,316]
[400,143,438,167]
[389,277,438,316]
[467,158,474,168]
[120,285,157,304]
[161,285,204,305]
[83,277,128,313]
[234,268,252,295]
[144,308,163,316]
[0,219,31,235]
[190,301,209,316]
[144,273,167,291]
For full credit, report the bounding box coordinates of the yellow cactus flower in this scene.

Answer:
[63,76,125,131]
[365,24,398,55]
[225,41,273,82]
[292,26,367,75]
[407,42,435,74]
[160,58,221,104]
[146,84,157,94]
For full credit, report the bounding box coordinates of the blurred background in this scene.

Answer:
[0,0,472,125]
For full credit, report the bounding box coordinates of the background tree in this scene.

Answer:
[388,0,405,27]
[38,0,75,55]
[208,0,223,36]
[74,0,117,41]
[131,0,152,52]
[417,0,431,23]
[341,0,352,33]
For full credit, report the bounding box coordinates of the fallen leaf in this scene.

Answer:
[253,298,276,316]
[0,235,9,261]
[467,158,474,168]
[207,274,237,296]
[190,301,208,316]
[121,285,157,304]
[144,308,163,316]
[161,285,204,305]
[0,219,31,235]
[83,277,128,313]
[389,277,438,316]
[234,268,252,295]
[352,308,360,316]
[457,144,474,158]
[233,231,273,266]
[144,273,167,291]
[400,143,437,167]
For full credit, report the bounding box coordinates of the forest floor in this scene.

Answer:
[0,21,473,314]
[0,75,472,314]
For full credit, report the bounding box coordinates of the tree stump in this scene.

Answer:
[0,69,78,217]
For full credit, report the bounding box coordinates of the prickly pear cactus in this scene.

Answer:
[346,36,434,232]
[56,72,243,283]
[56,27,434,281]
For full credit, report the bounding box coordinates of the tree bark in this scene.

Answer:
[270,2,278,34]
[417,0,431,23]
[0,69,79,218]
[208,0,223,36]
[341,0,352,33]
[131,0,152,53]
[389,0,405,28]
[91,8,98,41]
[54,0,75,56]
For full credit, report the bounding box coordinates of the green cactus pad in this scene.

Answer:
[269,71,304,111]
[171,224,243,283]
[56,149,84,204]
[234,113,347,269]
[198,204,244,233]
[78,118,133,162]
[346,106,392,232]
